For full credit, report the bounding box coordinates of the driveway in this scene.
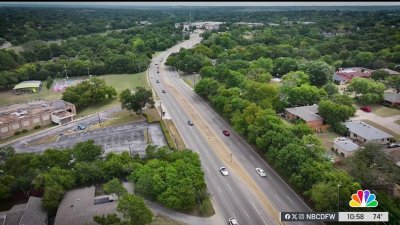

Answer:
[352,109,400,134]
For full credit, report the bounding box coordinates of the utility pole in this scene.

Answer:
[98,113,101,126]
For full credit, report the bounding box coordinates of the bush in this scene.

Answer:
[21,129,28,133]
[34,125,41,129]
[14,131,21,135]
[330,123,348,136]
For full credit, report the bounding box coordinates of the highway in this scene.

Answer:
[148,30,319,225]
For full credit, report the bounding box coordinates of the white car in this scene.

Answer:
[228,217,239,225]
[256,168,266,177]
[219,167,228,176]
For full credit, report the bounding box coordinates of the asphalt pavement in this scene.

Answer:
[149,31,321,225]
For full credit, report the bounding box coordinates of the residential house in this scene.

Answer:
[384,92,400,107]
[333,137,359,157]
[382,68,400,76]
[344,121,393,144]
[333,67,374,84]
[284,104,324,130]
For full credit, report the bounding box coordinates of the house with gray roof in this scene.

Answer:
[344,121,393,144]
[384,92,400,107]
[382,68,400,76]
[0,197,47,225]
[333,137,359,157]
[285,104,323,130]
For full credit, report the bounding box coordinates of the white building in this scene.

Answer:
[333,137,359,157]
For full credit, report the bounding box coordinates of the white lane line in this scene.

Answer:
[227,184,233,192]
[286,195,294,204]
[275,195,282,203]
[250,200,268,225]
[244,209,250,218]
[218,187,222,193]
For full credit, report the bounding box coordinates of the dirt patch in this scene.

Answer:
[144,107,161,123]
[28,134,59,146]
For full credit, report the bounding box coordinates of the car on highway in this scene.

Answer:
[360,106,371,112]
[188,120,194,126]
[157,70,160,73]
[228,217,239,225]
[155,63,158,65]
[156,80,159,83]
[223,130,230,136]
[162,90,166,93]
[255,168,267,177]
[219,167,228,176]
[77,124,86,130]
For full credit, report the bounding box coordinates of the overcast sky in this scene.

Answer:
[2,1,400,6]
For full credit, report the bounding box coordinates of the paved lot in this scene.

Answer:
[352,109,400,134]
[11,121,166,156]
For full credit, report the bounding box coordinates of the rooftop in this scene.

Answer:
[384,92,400,103]
[19,196,47,225]
[335,67,374,82]
[334,138,359,152]
[382,68,400,75]
[285,104,323,122]
[344,121,393,140]
[0,100,74,124]
[13,81,42,90]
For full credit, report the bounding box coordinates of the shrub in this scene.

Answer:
[34,125,41,129]
[14,131,21,135]
[21,129,28,133]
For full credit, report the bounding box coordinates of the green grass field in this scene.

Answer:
[99,72,149,91]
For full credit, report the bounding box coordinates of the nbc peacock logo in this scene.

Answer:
[349,190,378,207]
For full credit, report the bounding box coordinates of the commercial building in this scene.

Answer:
[0,100,76,139]
[284,104,324,130]
[344,120,393,144]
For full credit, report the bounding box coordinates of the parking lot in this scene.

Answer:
[12,121,167,156]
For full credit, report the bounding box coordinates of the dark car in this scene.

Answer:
[188,120,194,126]
[223,130,230,136]
[156,80,160,83]
[157,70,160,73]
[360,106,371,112]
[162,90,166,93]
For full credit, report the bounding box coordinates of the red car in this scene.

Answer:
[223,130,230,136]
[360,106,371,112]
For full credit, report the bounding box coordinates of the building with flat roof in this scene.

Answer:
[384,92,400,107]
[284,104,324,130]
[344,120,393,144]
[333,137,360,157]
[13,81,42,94]
[0,100,76,139]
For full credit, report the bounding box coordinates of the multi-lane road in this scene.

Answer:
[148,30,320,225]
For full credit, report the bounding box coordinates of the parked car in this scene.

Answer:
[77,124,86,130]
[157,70,160,73]
[255,168,267,177]
[156,80,159,83]
[219,167,229,176]
[228,217,239,225]
[360,106,371,112]
[387,143,400,148]
[188,120,194,126]
[162,90,166,93]
[223,130,230,136]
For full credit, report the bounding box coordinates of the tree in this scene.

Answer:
[300,61,334,87]
[117,194,153,225]
[194,78,222,99]
[93,214,122,225]
[323,82,339,96]
[318,99,356,126]
[73,140,103,162]
[273,57,299,77]
[43,184,65,211]
[0,146,15,162]
[387,75,400,93]
[103,178,127,198]
[371,69,390,81]
[346,77,385,104]
[287,84,326,107]
[119,87,152,117]
[0,175,15,199]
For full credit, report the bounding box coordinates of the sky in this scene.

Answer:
[2,1,400,7]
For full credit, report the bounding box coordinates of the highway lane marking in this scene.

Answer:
[286,196,294,204]
[275,195,282,203]
[227,184,233,192]
[244,209,250,218]
[250,200,269,225]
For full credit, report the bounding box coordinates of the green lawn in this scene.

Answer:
[315,130,338,151]
[151,215,185,225]
[99,73,149,91]
[354,103,400,117]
